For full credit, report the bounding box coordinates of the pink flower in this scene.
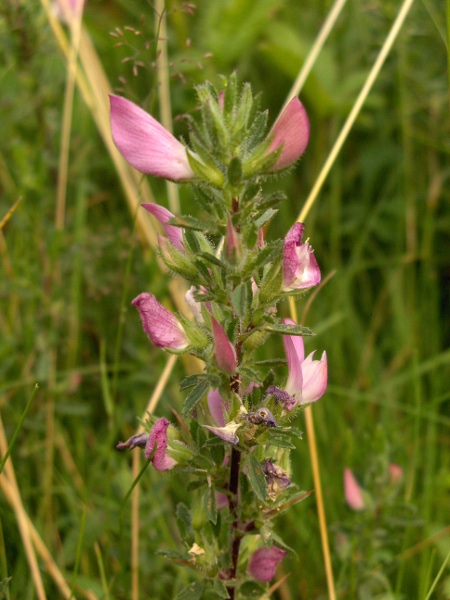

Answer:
[110,95,195,182]
[282,223,321,292]
[145,418,178,471]
[211,317,237,374]
[247,546,286,582]
[388,463,403,485]
[282,318,327,407]
[132,293,189,350]
[142,203,184,252]
[344,468,365,510]
[268,98,310,171]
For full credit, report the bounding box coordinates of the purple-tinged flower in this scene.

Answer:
[132,293,189,350]
[344,468,365,510]
[266,385,296,412]
[245,407,277,428]
[207,388,229,427]
[268,97,310,171]
[211,317,237,374]
[247,546,287,582]
[203,422,242,445]
[282,223,321,292]
[263,460,291,500]
[142,203,184,252]
[145,418,178,471]
[282,318,327,408]
[116,432,149,451]
[110,95,196,182]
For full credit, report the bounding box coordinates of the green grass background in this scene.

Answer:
[0,0,449,598]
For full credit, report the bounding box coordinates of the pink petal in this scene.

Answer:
[132,293,189,350]
[247,546,286,582]
[142,203,184,252]
[145,418,178,471]
[282,223,321,291]
[211,317,237,374]
[269,98,310,171]
[301,351,328,404]
[282,318,304,395]
[344,468,365,510]
[110,95,195,182]
[207,389,228,427]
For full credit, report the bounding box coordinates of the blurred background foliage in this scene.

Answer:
[0,0,449,598]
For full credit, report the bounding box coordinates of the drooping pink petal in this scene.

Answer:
[145,418,178,471]
[132,293,189,350]
[142,203,184,252]
[282,318,304,395]
[211,317,237,374]
[301,351,328,404]
[268,97,310,171]
[207,388,228,427]
[282,223,321,292]
[116,432,149,451]
[344,468,365,510]
[110,95,195,182]
[247,546,287,582]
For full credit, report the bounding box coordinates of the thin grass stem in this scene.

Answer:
[279,0,349,112]
[297,0,416,224]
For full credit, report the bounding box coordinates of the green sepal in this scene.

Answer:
[231,283,248,319]
[158,239,199,281]
[203,485,217,525]
[187,149,225,188]
[244,454,268,503]
[263,323,314,337]
[254,208,278,229]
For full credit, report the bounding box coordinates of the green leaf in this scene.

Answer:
[169,215,218,233]
[211,579,230,598]
[231,283,248,318]
[176,582,204,600]
[254,208,278,229]
[244,454,268,503]
[264,323,314,337]
[197,251,225,268]
[180,374,207,391]
[176,503,192,539]
[203,485,217,525]
[182,379,211,417]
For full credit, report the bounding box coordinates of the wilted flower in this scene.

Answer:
[116,432,149,451]
[282,223,321,292]
[132,293,189,351]
[263,460,291,500]
[203,421,242,445]
[110,95,196,182]
[344,468,365,510]
[282,318,327,408]
[247,546,287,582]
[145,418,178,471]
[142,203,185,252]
[268,97,310,171]
[211,317,237,373]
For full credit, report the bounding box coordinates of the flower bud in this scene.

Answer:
[247,546,286,582]
[132,293,189,351]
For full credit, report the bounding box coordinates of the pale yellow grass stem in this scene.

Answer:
[287,2,415,598]
[298,0,416,223]
[155,0,180,215]
[0,412,101,599]
[279,0,349,112]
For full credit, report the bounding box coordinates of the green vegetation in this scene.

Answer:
[0,0,449,598]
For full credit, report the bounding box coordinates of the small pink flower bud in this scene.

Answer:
[207,389,229,427]
[211,317,237,374]
[268,97,310,171]
[225,218,242,263]
[344,468,365,510]
[247,546,286,582]
[132,293,189,350]
[282,223,321,292]
[142,203,184,252]
[110,95,196,182]
[145,418,178,471]
[388,463,403,485]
